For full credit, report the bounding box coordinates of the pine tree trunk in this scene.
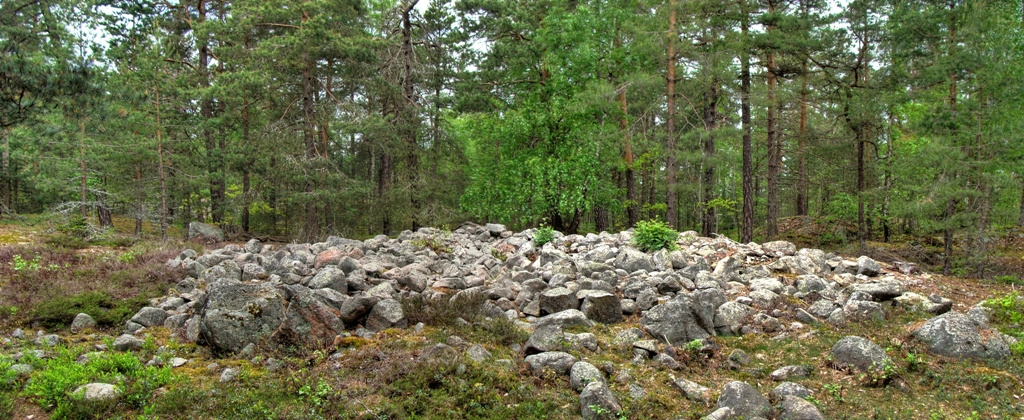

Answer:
[135,164,143,235]
[665,0,678,228]
[765,0,780,239]
[301,52,320,241]
[156,89,167,240]
[402,1,420,231]
[241,105,251,234]
[796,61,809,216]
[741,16,753,243]
[80,118,88,219]
[701,79,719,237]
[1,127,9,214]
[620,87,638,228]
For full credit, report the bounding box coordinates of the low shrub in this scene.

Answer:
[533,226,554,247]
[31,292,149,330]
[632,220,679,252]
[402,292,487,327]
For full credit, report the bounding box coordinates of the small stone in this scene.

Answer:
[220,368,240,382]
[113,334,145,352]
[466,344,492,363]
[770,365,812,381]
[70,313,97,333]
[779,395,825,419]
[771,382,812,401]
[716,381,773,418]
[672,377,711,403]
[34,334,63,347]
[170,358,188,368]
[569,361,607,392]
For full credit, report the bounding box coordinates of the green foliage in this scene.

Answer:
[31,292,149,330]
[58,216,90,238]
[9,254,41,271]
[983,292,1024,351]
[23,347,173,418]
[533,226,555,247]
[632,220,679,252]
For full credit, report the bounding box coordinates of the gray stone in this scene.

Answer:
[535,309,593,330]
[614,247,655,273]
[923,295,953,315]
[912,312,1011,360]
[70,313,97,333]
[847,281,904,301]
[339,295,376,324]
[525,325,565,355]
[366,298,408,332]
[830,336,892,372]
[579,381,621,420]
[770,365,812,381]
[130,307,168,328]
[307,267,348,293]
[34,334,64,347]
[540,287,578,315]
[220,367,240,382]
[673,377,711,403]
[715,301,754,336]
[641,296,712,345]
[808,300,839,318]
[779,395,825,420]
[795,275,827,294]
[466,344,492,362]
[188,221,224,243]
[113,334,144,351]
[525,351,578,375]
[486,223,507,236]
[795,309,820,325]
[716,381,773,419]
[762,241,797,256]
[703,407,735,420]
[73,383,120,402]
[843,300,884,323]
[856,256,881,277]
[570,361,607,392]
[771,382,812,401]
[581,291,622,324]
[750,278,785,294]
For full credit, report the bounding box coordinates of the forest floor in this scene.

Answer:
[0,215,1021,419]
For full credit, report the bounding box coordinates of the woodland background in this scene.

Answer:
[3,0,1024,275]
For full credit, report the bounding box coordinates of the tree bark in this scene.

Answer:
[156,88,167,240]
[701,79,719,237]
[741,14,754,243]
[241,104,251,234]
[301,55,320,241]
[943,0,957,275]
[197,0,224,225]
[135,164,143,235]
[665,0,678,228]
[402,1,420,230]
[1,127,9,214]
[80,118,87,219]
[765,0,780,239]
[796,60,809,216]
[620,86,638,228]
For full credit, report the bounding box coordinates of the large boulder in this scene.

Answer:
[580,291,622,324]
[912,312,1011,360]
[188,221,224,243]
[540,287,578,315]
[569,361,607,392]
[199,282,344,354]
[641,296,712,344]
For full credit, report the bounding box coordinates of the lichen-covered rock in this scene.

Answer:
[570,361,606,392]
[525,351,578,375]
[579,381,621,420]
[912,312,1011,360]
[641,296,712,344]
[778,395,825,420]
[73,383,120,402]
[581,291,622,324]
[830,336,892,372]
[366,298,407,332]
[716,381,773,419]
[70,313,97,333]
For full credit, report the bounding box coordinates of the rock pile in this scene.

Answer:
[118,223,1019,416]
